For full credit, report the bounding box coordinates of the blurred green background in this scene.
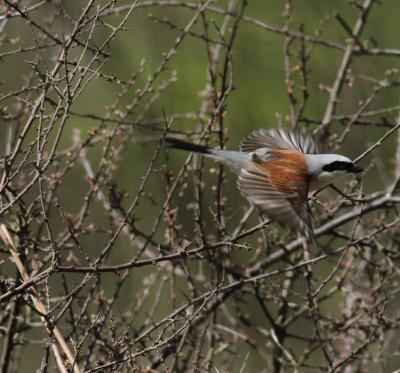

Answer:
[1,0,400,371]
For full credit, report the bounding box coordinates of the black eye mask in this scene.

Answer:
[322,161,363,173]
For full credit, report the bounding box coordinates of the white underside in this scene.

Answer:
[309,170,346,191]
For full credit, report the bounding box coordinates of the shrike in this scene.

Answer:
[166,128,362,234]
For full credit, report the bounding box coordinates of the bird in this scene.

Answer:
[166,128,363,235]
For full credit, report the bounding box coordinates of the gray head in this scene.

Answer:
[306,154,363,190]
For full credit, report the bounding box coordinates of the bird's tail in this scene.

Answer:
[165,137,249,174]
[165,137,211,155]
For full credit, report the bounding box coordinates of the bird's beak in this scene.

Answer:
[349,163,363,173]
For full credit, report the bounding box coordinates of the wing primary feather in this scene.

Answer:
[238,166,308,232]
[240,128,319,154]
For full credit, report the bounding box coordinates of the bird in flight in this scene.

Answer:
[166,128,362,235]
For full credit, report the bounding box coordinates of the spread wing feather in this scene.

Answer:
[238,166,310,232]
[240,128,319,154]
[237,128,317,233]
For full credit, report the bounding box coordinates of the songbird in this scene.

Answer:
[166,128,363,234]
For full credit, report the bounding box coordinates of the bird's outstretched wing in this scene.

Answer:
[238,157,311,233]
[240,128,319,155]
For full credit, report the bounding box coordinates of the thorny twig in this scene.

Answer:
[0,1,399,371]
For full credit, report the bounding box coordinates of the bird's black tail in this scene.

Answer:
[165,137,211,154]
